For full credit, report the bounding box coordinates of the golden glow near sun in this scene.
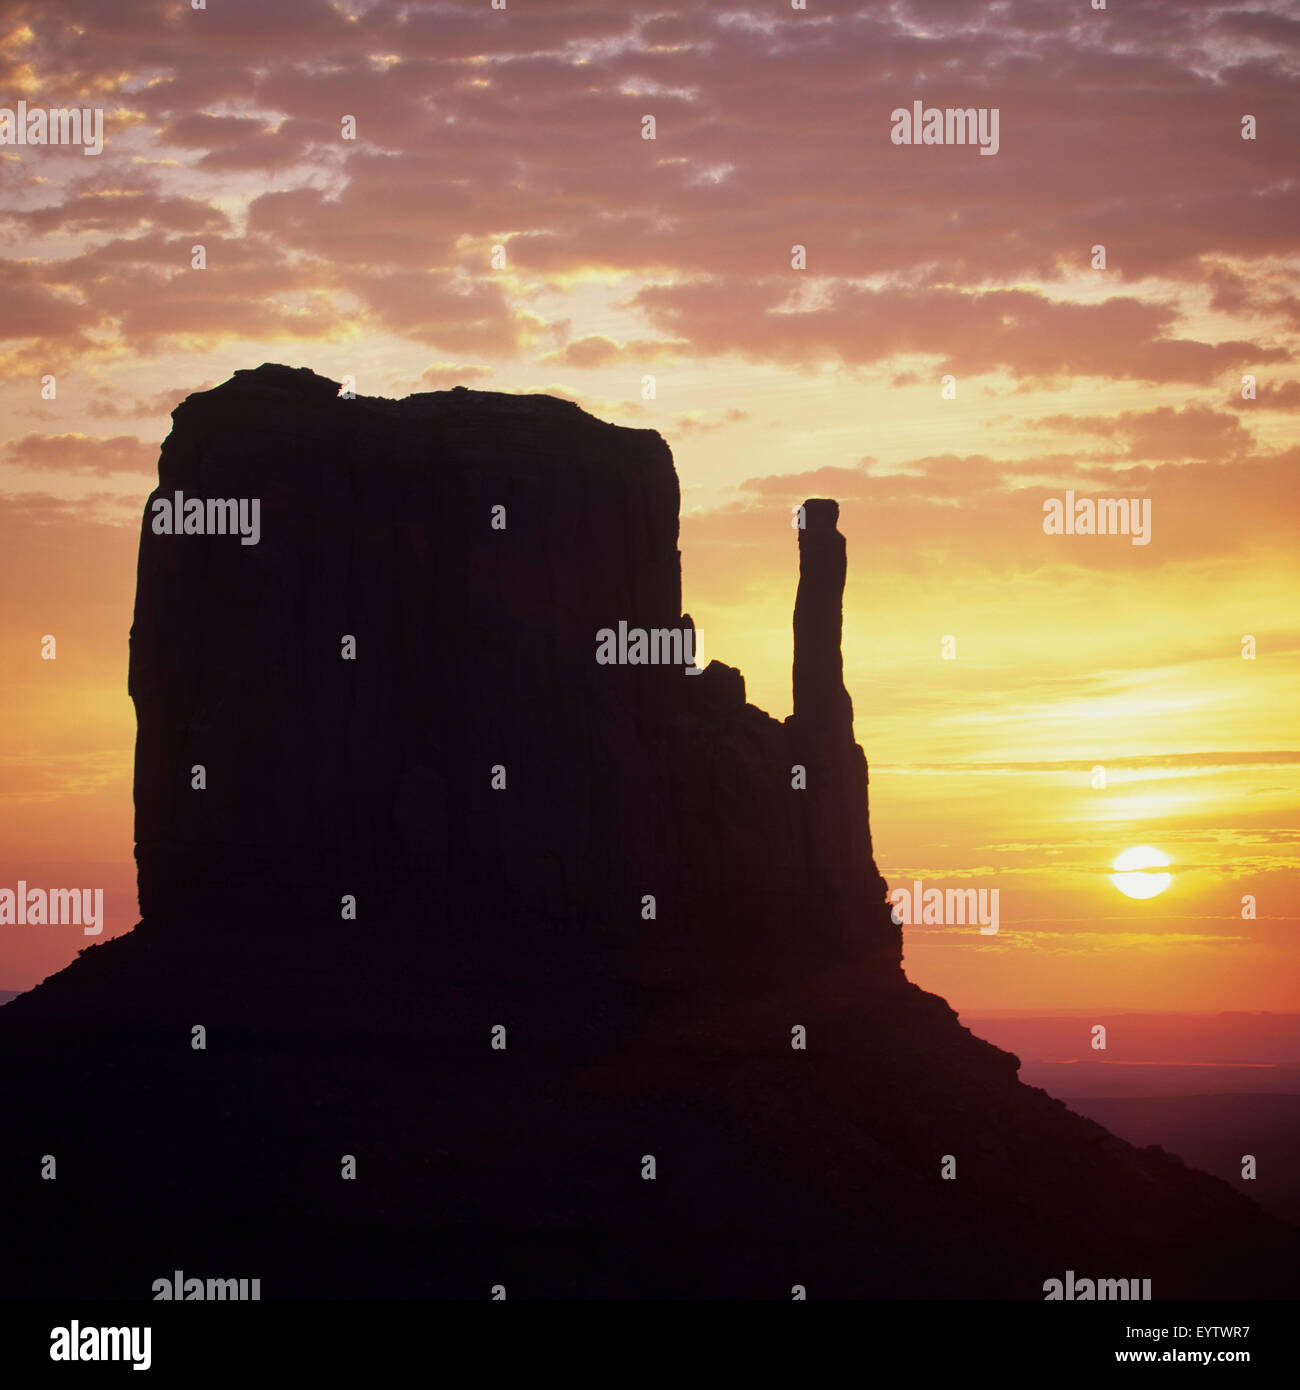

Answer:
[1111,846,1173,900]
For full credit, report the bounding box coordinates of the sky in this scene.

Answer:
[1,0,1297,1018]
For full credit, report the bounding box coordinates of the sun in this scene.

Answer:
[1111,845,1173,900]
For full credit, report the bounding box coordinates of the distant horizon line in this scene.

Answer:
[960,1007,1300,1019]
[1,986,1294,1023]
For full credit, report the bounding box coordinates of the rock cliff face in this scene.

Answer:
[129,363,899,995]
[0,366,1293,1300]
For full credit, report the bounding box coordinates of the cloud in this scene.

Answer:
[155,113,313,172]
[419,362,494,389]
[4,432,156,476]
[878,752,1300,775]
[632,280,1290,382]
[725,442,1300,571]
[1027,405,1256,461]
[673,407,749,434]
[9,183,232,237]
[87,386,197,419]
[1,0,1297,380]
[1225,378,1300,410]
[536,335,688,369]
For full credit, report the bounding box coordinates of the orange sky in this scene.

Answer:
[1,0,1297,1015]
